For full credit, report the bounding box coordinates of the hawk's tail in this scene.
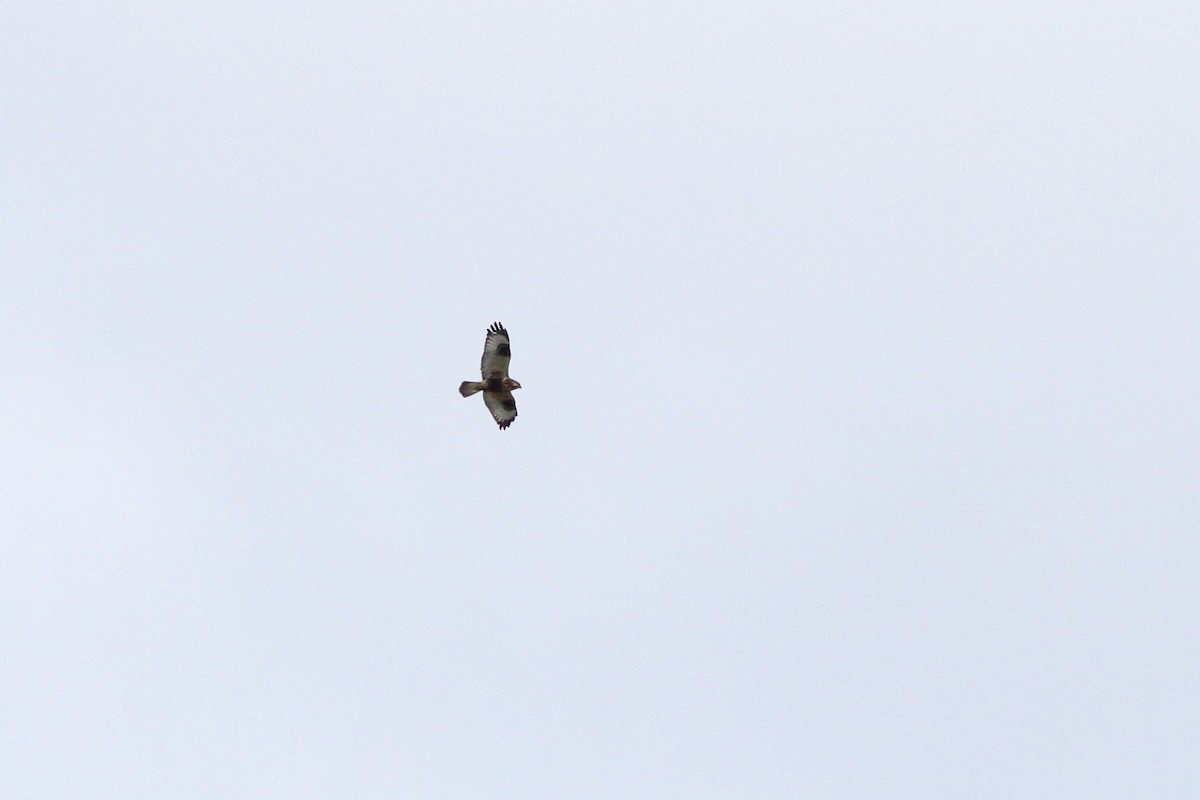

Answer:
[459,381,485,397]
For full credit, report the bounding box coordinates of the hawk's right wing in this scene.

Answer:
[480,322,512,379]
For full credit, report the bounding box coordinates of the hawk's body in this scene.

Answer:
[459,322,522,429]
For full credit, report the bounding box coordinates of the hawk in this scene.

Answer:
[459,322,522,429]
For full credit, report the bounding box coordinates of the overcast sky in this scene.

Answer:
[3,3,1197,797]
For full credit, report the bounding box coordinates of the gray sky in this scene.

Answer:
[3,3,1197,797]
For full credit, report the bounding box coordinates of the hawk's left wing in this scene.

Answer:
[483,390,517,430]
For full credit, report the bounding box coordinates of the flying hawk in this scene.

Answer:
[459,322,522,429]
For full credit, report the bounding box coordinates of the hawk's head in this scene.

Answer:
[503,378,522,391]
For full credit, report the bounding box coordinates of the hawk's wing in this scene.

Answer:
[483,390,517,430]
[480,322,511,379]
